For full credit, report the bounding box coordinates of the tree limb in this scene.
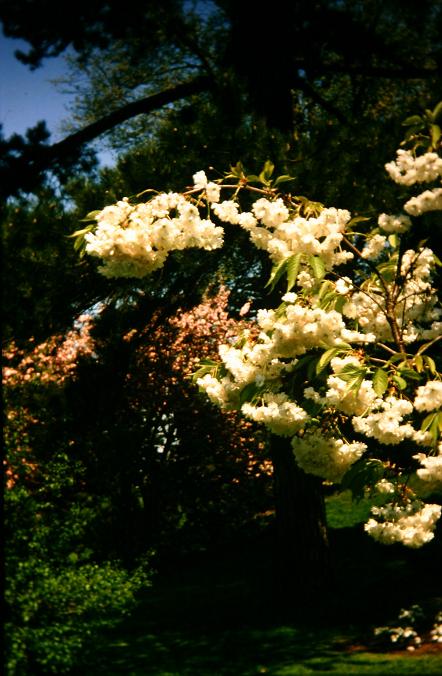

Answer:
[2,75,212,197]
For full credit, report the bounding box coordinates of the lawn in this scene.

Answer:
[77,491,442,675]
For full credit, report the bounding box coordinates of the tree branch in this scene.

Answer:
[313,64,440,79]
[2,75,212,197]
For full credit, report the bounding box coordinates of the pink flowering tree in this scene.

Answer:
[74,106,442,591]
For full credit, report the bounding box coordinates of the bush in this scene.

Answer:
[5,557,150,674]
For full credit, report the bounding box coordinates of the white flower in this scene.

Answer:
[206,182,221,203]
[242,393,309,436]
[335,277,352,295]
[85,193,224,278]
[414,381,442,412]
[193,170,208,189]
[361,234,387,260]
[212,200,241,224]
[291,432,367,483]
[352,397,414,445]
[375,479,396,495]
[413,452,442,487]
[365,501,442,548]
[378,213,412,234]
[404,188,442,216]
[385,150,442,185]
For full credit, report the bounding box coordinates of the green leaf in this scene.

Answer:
[337,365,368,395]
[392,374,407,390]
[421,412,436,433]
[192,358,220,383]
[239,382,262,405]
[69,224,95,239]
[308,255,326,282]
[316,345,350,375]
[423,355,437,375]
[424,413,441,442]
[432,101,442,121]
[431,124,441,148]
[274,174,295,187]
[318,291,338,311]
[337,365,367,382]
[259,160,275,184]
[286,253,302,291]
[341,458,385,499]
[414,355,424,373]
[347,215,371,228]
[229,161,245,178]
[263,160,275,178]
[334,296,346,313]
[373,368,389,396]
[266,258,288,292]
[78,209,102,223]
[388,234,399,249]
[396,365,421,381]
[402,115,423,126]
[317,279,335,299]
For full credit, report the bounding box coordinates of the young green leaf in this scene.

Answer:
[316,345,351,375]
[402,114,424,127]
[392,374,407,390]
[413,355,424,373]
[274,174,295,187]
[373,368,389,396]
[421,412,437,433]
[308,255,326,282]
[265,258,288,292]
[286,253,302,291]
[423,355,437,375]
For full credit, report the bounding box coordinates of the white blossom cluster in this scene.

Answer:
[242,393,309,436]
[84,193,223,278]
[291,432,367,483]
[385,150,442,185]
[365,501,442,548]
[378,213,411,234]
[305,355,379,416]
[192,170,221,203]
[404,187,442,216]
[352,396,422,445]
[414,449,442,489]
[361,234,388,260]
[413,381,442,412]
[212,197,354,274]
[342,246,441,344]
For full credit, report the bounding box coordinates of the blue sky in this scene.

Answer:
[0,33,75,139]
[0,31,114,165]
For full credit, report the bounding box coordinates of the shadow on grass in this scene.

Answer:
[77,522,442,675]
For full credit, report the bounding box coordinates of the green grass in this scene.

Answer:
[75,491,442,675]
[325,489,377,528]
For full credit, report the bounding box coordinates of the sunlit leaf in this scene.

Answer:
[286,253,302,291]
[372,368,389,396]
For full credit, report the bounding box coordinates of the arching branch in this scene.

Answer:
[1,75,212,198]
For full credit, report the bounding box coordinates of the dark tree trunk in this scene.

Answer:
[270,434,331,603]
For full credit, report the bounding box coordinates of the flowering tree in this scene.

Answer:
[74,107,442,565]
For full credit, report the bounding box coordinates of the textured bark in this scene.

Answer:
[270,434,331,601]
